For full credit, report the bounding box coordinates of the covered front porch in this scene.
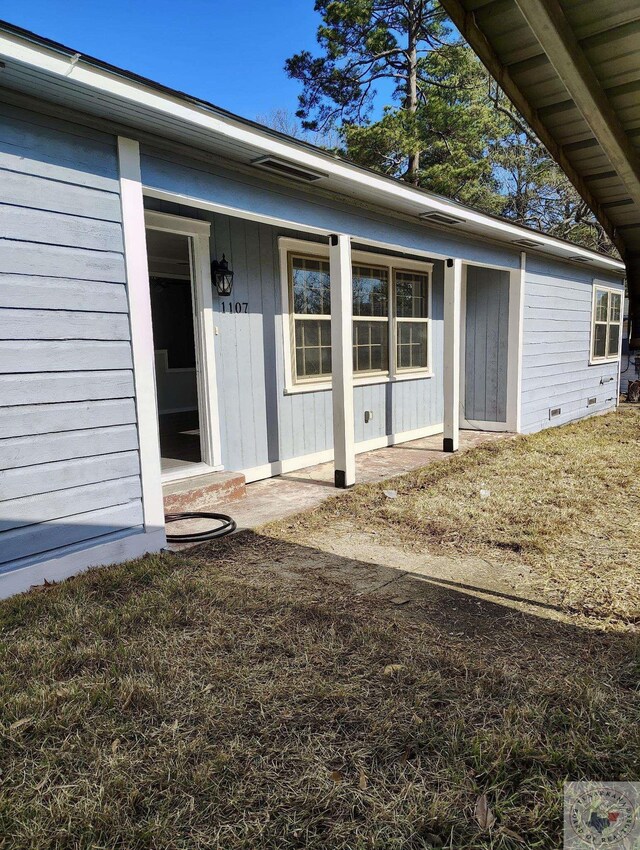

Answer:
[165,428,510,539]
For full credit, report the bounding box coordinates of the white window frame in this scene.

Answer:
[279,237,433,394]
[589,281,624,365]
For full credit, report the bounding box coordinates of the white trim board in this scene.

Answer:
[241,423,444,483]
[118,137,166,541]
[278,235,434,395]
[144,209,222,469]
[0,529,166,601]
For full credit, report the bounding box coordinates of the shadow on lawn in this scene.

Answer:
[1,529,638,850]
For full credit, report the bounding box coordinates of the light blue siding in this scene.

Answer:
[464,266,510,423]
[146,197,445,473]
[520,257,623,433]
[0,102,145,571]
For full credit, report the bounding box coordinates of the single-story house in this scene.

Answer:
[0,21,626,598]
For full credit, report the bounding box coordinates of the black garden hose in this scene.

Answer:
[164,511,237,543]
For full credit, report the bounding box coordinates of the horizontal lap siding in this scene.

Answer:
[520,259,622,433]
[0,102,143,569]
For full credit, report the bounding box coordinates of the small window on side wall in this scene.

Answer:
[591,285,622,362]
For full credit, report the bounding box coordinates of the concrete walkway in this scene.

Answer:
[168,430,510,541]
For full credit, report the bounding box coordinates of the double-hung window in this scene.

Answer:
[285,241,432,387]
[395,269,429,370]
[591,284,623,362]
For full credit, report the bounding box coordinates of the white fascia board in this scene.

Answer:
[0,29,625,274]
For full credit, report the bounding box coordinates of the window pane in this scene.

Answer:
[397,322,428,369]
[352,266,388,317]
[353,320,388,373]
[595,289,609,323]
[608,322,620,356]
[292,256,330,315]
[396,271,428,318]
[295,319,332,378]
[593,323,607,358]
[610,292,622,322]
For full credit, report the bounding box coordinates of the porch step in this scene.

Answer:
[163,470,246,513]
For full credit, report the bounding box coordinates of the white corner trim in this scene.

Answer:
[241,423,444,483]
[118,137,166,539]
[0,528,166,600]
[507,254,526,433]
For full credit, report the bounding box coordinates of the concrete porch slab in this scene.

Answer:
[167,430,511,544]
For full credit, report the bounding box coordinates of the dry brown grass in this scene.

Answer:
[0,537,639,850]
[1,409,639,849]
[269,406,640,623]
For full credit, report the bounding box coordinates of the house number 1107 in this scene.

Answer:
[221,301,249,313]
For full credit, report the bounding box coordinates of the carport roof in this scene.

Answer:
[439,0,640,322]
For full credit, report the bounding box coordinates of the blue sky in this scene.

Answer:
[0,0,323,123]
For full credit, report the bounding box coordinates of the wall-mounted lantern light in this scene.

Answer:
[211,254,234,296]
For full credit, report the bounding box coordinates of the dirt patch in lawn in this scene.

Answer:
[267,407,640,625]
[1,537,639,850]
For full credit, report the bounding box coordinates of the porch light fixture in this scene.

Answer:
[211,254,234,296]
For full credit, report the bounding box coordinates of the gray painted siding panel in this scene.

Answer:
[0,451,141,501]
[520,259,622,433]
[1,168,122,221]
[146,198,443,472]
[0,502,144,568]
[0,276,129,313]
[464,266,509,423]
[0,340,133,373]
[0,371,134,405]
[1,399,137,439]
[0,103,143,570]
[0,310,131,340]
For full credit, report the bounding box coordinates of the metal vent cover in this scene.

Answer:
[549,406,562,419]
[419,211,466,226]
[251,156,327,182]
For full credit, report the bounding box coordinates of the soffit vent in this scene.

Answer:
[512,238,543,248]
[419,211,466,226]
[251,156,327,182]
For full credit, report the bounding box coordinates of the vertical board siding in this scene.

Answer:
[464,266,510,423]
[146,197,444,472]
[0,102,144,570]
[520,259,622,433]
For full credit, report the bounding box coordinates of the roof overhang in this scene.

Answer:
[438,0,639,332]
[0,20,625,276]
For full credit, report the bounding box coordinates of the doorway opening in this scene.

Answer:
[146,227,203,474]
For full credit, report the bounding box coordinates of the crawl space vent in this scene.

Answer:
[549,406,562,419]
[587,397,597,407]
[419,211,466,226]
[251,156,326,182]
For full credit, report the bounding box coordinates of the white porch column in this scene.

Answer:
[117,137,166,538]
[330,233,355,488]
[443,257,462,452]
